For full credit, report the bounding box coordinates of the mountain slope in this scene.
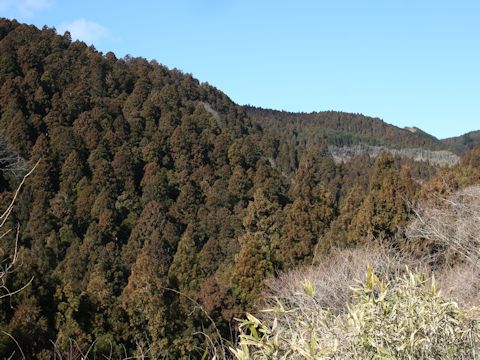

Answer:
[244,106,447,149]
[244,106,461,174]
[0,18,279,357]
[443,130,480,154]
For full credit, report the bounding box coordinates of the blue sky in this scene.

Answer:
[1,0,479,139]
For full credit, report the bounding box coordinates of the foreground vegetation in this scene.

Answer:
[228,186,480,359]
[232,268,480,359]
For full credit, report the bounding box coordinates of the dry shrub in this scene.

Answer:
[263,245,421,316]
[406,185,480,266]
[406,185,480,307]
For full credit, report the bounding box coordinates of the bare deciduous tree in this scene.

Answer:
[0,160,39,299]
[0,134,28,177]
[407,185,480,266]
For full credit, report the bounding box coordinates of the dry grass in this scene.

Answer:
[263,245,423,317]
[437,262,480,308]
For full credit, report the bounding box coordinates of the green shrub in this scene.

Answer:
[230,267,480,359]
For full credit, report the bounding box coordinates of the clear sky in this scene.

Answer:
[1,0,479,139]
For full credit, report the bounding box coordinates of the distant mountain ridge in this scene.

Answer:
[443,130,480,154]
[244,106,447,149]
[243,106,475,167]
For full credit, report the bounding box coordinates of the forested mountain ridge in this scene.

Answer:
[244,106,465,170]
[244,106,446,150]
[443,130,480,154]
[0,18,479,358]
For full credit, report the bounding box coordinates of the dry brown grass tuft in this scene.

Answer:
[436,262,480,308]
[263,245,422,317]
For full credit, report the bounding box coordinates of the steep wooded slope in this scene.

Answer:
[0,18,279,357]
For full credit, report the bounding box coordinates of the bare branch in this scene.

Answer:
[0,134,29,177]
[0,159,40,227]
[407,185,480,267]
[2,330,26,360]
[0,159,40,299]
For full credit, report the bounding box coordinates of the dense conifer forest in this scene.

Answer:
[0,18,479,358]
[244,106,445,149]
